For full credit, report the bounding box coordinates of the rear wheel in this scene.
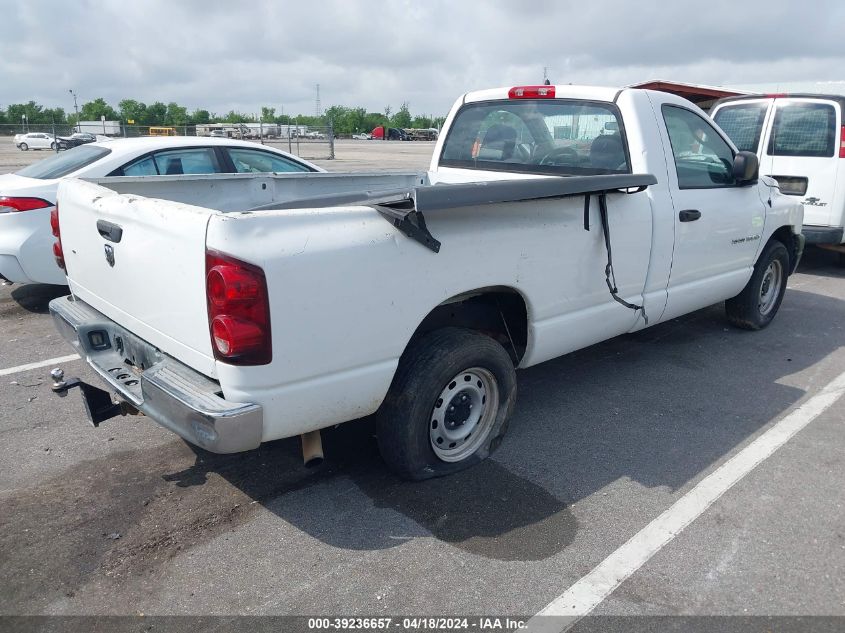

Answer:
[19,143,28,151]
[376,327,516,480]
[726,240,789,330]
[50,142,57,150]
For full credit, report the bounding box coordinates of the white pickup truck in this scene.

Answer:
[48,85,804,480]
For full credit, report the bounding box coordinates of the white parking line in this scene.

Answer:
[527,367,845,633]
[0,354,81,377]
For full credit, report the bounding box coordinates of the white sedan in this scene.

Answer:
[13,133,69,151]
[0,137,323,285]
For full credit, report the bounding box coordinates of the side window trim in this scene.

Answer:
[215,146,236,173]
[662,103,738,190]
[110,146,310,176]
[110,146,227,177]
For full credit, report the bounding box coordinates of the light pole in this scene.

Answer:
[68,89,80,132]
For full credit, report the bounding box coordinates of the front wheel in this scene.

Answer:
[726,240,789,330]
[50,142,57,150]
[376,327,517,480]
[19,143,28,151]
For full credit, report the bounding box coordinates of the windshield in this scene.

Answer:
[440,99,630,175]
[16,145,112,179]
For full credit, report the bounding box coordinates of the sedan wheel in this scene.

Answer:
[19,143,28,151]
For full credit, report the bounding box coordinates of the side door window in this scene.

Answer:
[152,148,221,175]
[121,156,158,176]
[116,148,222,176]
[225,148,314,173]
[662,105,736,188]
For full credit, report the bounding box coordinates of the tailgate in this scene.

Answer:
[57,179,217,378]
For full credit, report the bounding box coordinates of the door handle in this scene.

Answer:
[679,209,701,222]
[96,219,123,243]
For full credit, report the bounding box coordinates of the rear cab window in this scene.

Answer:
[439,99,631,176]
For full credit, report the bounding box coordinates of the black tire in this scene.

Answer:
[50,142,57,150]
[376,327,517,480]
[19,143,28,151]
[726,240,789,330]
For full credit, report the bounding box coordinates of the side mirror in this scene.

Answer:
[732,151,759,184]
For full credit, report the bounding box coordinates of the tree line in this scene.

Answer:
[0,98,445,134]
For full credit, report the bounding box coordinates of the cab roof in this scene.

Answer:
[463,84,623,104]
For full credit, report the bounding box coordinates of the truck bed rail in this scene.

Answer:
[249,173,657,254]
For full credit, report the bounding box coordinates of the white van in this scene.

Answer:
[711,94,845,256]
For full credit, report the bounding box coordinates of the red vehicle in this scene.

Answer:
[371,126,409,141]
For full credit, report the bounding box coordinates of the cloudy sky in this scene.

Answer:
[2,0,844,118]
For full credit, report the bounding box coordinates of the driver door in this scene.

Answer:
[655,101,766,321]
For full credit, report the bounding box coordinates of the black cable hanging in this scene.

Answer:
[584,193,649,325]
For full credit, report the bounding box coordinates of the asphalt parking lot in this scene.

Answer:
[1,140,844,630]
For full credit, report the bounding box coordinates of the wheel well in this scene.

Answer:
[410,288,528,365]
[768,226,799,274]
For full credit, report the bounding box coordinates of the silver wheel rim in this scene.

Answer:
[758,259,783,316]
[429,367,499,463]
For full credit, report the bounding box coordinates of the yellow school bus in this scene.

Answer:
[149,127,178,137]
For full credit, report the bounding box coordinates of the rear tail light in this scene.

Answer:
[0,196,52,213]
[50,207,60,235]
[206,250,271,365]
[50,205,66,271]
[839,125,845,158]
[508,85,556,99]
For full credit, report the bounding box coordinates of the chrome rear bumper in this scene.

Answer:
[49,295,263,453]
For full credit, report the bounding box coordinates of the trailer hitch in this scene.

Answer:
[50,367,134,426]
